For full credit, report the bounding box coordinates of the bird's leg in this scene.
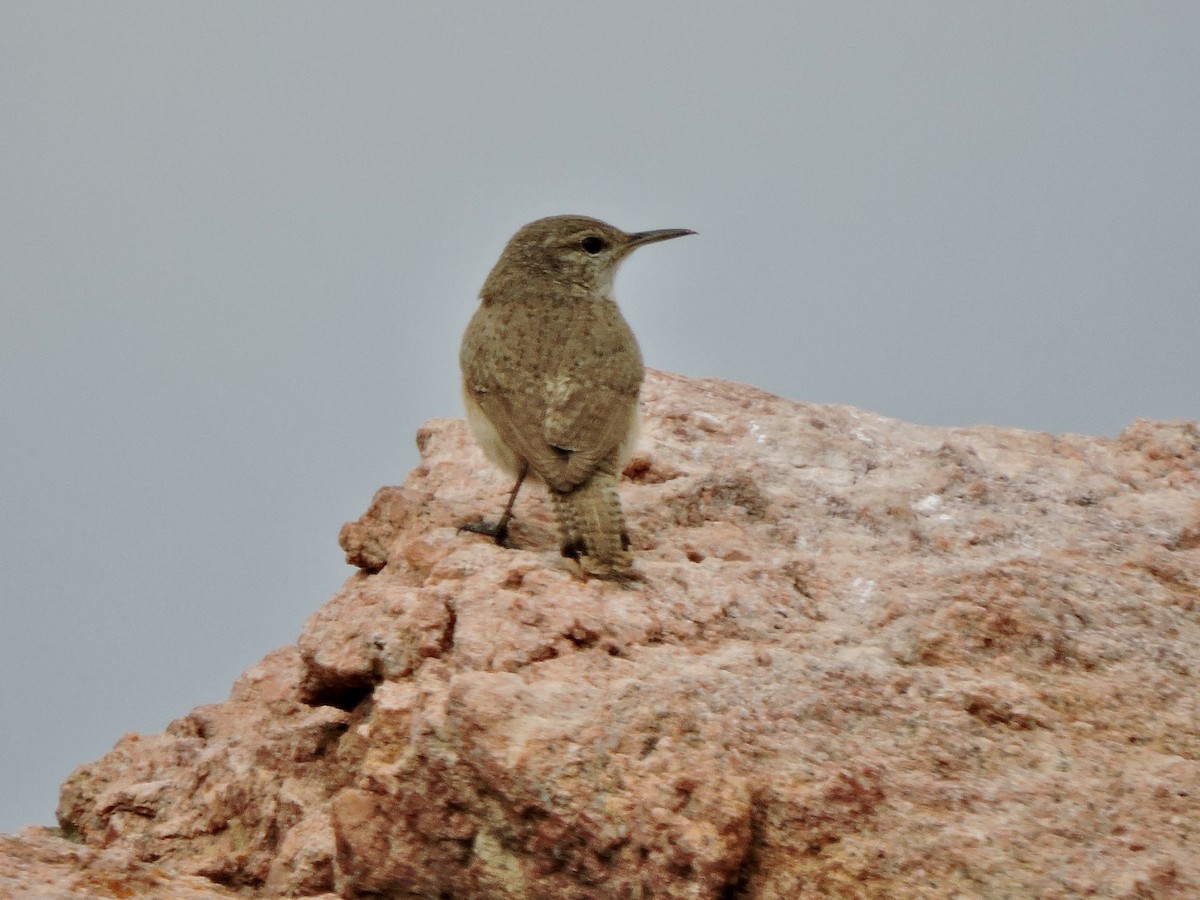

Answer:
[491,466,527,544]
[459,465,527,547]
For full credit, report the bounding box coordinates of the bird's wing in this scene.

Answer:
[460,316,572,489]
[461,300,642,492]
[463,379,568,485]
[540,373,639,484]
[464,375,635,493]
[464,358,640,493]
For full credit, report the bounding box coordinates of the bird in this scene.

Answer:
[459,214,695,580]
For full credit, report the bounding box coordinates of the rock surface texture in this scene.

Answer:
[9,371,1200,897]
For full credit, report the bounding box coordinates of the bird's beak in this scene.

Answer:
[626,228,697,251]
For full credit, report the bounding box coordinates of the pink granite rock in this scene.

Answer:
[0,826,262,898]
[33,371,1200,896]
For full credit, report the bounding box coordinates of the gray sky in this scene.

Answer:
[2,3,1198,832]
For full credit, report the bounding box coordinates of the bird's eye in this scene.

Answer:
[580,236,607,254]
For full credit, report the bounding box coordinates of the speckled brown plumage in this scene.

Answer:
[459,215,694,579]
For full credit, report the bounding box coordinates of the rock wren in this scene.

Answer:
[459,214,695,580]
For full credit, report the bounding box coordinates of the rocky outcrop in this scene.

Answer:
[0,827,253,899]
[12,371,1200,896]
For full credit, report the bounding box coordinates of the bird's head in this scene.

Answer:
[482,215,695,301]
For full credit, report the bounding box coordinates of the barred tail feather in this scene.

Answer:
[551,472,634,579]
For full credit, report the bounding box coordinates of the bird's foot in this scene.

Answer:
[458,519,510,547]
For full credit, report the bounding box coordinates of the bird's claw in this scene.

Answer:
[458,519,510,547]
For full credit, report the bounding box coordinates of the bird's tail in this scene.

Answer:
[551,472,636,580]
